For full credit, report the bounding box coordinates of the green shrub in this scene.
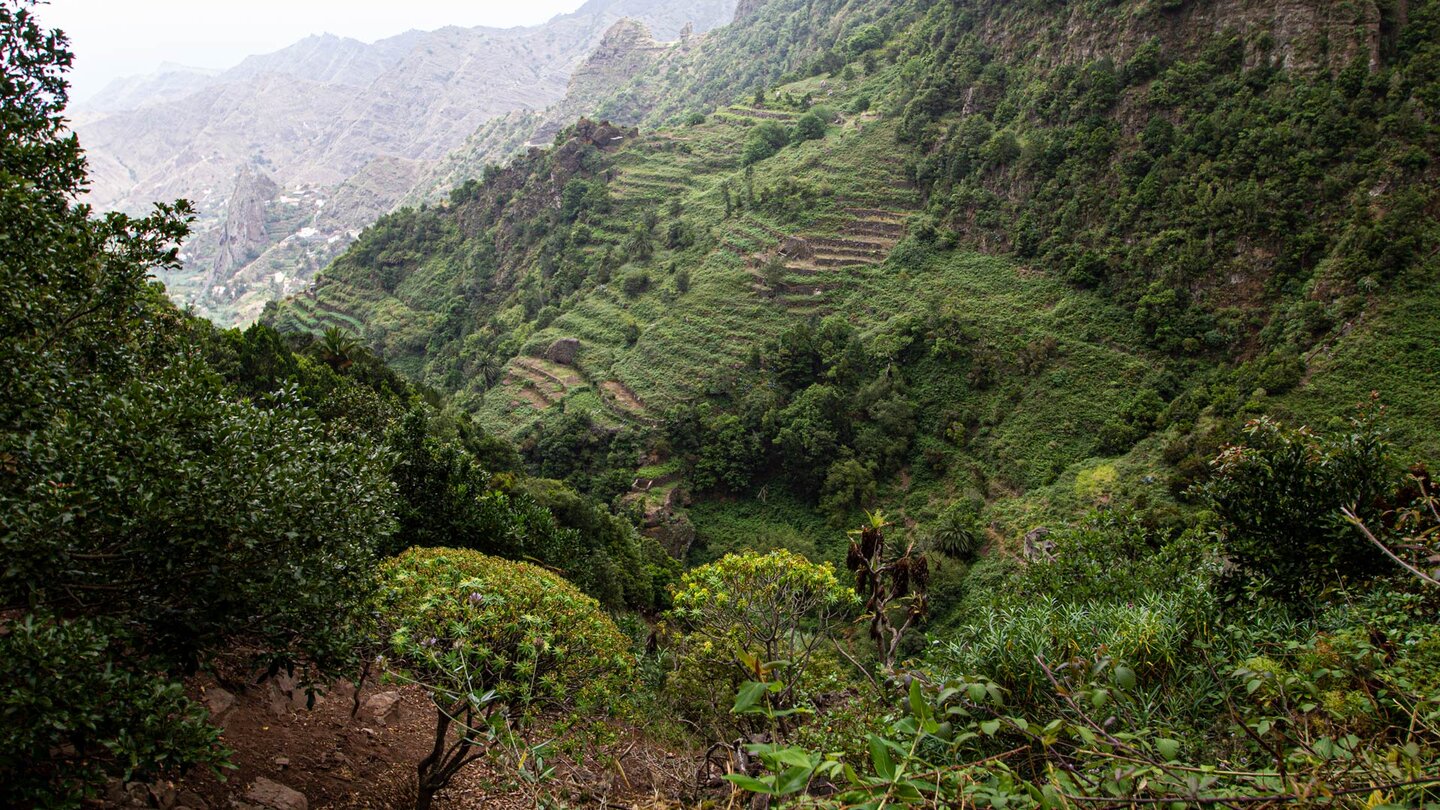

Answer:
[792,110,828,142]
[742,121,791,165]
[1195,409,1400,598]
[923,499,985,558]
[377,547,633,808]
[0,615,227,808]
[665,550,857,735]
[379,546,633,714]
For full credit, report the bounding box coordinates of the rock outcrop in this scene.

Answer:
[206,165,279,295]
[546,338,582,365]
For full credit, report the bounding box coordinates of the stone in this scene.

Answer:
[1023,527,1055,561]
[176,789,210,810]
[363,691,402,725]
[245,778,307,810]
[321,679,357,707]
[266,681,291,716]
[202,686,235,716]
[150,780,178,808]
[545,337,581,365]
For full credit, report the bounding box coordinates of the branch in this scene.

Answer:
[1342,507,1439,587]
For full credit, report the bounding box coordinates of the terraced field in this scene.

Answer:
[270,77,925,440]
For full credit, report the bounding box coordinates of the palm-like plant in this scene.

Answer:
[924,501,984,559]
[317,326,359,372]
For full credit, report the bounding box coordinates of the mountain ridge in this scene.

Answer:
[74,0,740,324]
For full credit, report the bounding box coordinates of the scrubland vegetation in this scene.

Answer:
[4,0,1440,807]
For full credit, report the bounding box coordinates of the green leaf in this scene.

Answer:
[732,680,769,714]
[723,774,774,795]
[1114,666,1137,690]
[773,748,814,769]
[1156,738,1180,761]
[908,678,930,722]
[868,735,896,781]
[980,719,1001,736]
[774,766,813,795]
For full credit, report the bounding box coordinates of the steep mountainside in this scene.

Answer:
[75,0,739,325]
[407,0,865,203]
[266,0,1438,560]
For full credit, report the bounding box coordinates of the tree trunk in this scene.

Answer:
[414,703,453,810]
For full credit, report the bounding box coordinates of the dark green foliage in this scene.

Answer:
[621,267,652,296]
[902,4,1440,357]
[1195,407,1401,598]
[845,23,884,55]
[742,121,792,165]
[519,478,679,611]
[3,362,396,670]
[0,5,399,799]
[792,109,828,142]
[923,499,985,559]
[819,457,877,524]
[691,412,763,494]
[1019,510,1215,605]
[0,614,227,807]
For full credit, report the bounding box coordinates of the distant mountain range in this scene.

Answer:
[72,0,737,324]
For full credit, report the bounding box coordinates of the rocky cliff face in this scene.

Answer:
[207,165,279,293]
[967,0,1385,75]
[74,0,739,325]
[405,18,688,204]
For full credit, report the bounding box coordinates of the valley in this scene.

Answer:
[5,0,1440,807]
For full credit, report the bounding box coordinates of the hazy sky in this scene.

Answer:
[38,0,590,104]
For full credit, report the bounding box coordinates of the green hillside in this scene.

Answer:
[11,0,1440,805]
[266,0,1439,541]
[255,2,1440,804]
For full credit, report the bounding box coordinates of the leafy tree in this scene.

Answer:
[820,457,877,525]
[316,325,360,372]
[692,412,762,493]
[620,268,651,297]
[845,23,884,55]
[3,363,396,669]
[0,5,396,799]
[377,548,633,810]
[666,550,856,733]
[792,109,828,142]
[1195,406,1400,598]
[772,384,846,495]
[742,121,791,165]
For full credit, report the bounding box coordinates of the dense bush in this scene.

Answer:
[665,550,856,735]
[377,547,633,809]
[741,121,792,165]
[0,614,227,807]
[1196,408,1400,598]
[3,364,396,670]
[0,5,400,800]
